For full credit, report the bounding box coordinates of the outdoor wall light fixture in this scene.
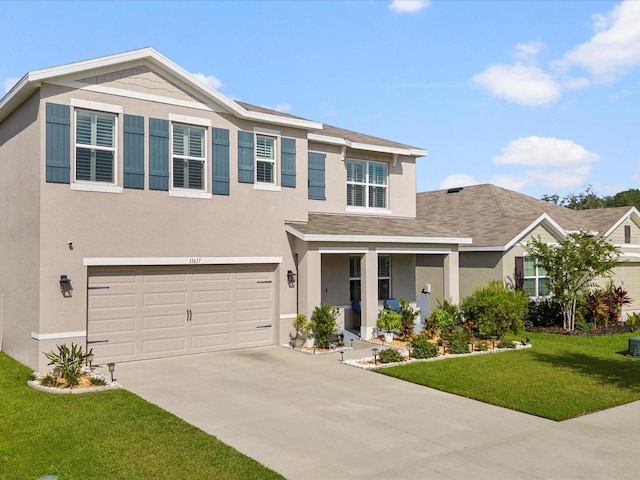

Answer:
[59,275,73,297]
[287,270,296,286]
[107,363,115,382]
[371,347,379,366]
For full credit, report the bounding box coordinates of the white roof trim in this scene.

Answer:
[0,47,321,130]
[285,224,471,245]
[308,132,427,158]
[459,245,506,252]
[602,207,640,239]
[503,213,567,251]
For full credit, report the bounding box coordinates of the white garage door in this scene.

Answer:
[87,264,275,363]
[614,261,640,315]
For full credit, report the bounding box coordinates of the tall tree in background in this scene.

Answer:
[526,232,620,331]
[542,185,640,211]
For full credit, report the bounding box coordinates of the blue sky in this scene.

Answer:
[2,0,639,199]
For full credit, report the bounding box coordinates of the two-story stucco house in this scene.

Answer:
[0,48,470,370]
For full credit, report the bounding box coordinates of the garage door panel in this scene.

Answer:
[191,289,231,304]
[191,333,231,350]
[88,264,275,363]
[89,293,137,310]
[193,311,231,326]
[88,316,136,335]
[142,336,187,355]
[143,313,187,330]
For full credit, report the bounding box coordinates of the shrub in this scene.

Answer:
[310,304,339,349]
[43,343,92,388]
[461,281,527,339]
[498,339,516,349]
[476,340,489,351]
[399,298,419,340]
[376,309,402,333]
[525,298,563,328]
[626,313,640,326]
[40,375,55,387]
[378,348,404,364]
[444,333,470,355]
[575,320,593,332]
[90,376,107,386]
[424,309,456,338]
[410,334,438,359]
[582,283,632,328]
[292,314,310,339]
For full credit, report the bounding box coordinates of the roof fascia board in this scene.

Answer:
[2,47,320,130]
[504,213,567,251]
[459,245,506,252]
[285,225,471,245]
[308,132,427,157]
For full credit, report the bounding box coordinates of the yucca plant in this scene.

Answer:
[44,343,93,388]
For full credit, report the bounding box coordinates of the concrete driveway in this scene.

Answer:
[114,343,640,479]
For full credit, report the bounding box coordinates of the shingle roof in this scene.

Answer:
[237,101,423,152]
[416,184,632,248]
[286,213,469,242]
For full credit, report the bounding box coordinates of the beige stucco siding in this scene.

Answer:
[460,251,504,297]
[307,141,417,219]
[416,255,445,306]
[0,92,42,368]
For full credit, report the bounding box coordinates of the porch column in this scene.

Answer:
[443,248,460,304]
[297,247,322,319]
[360,249,378,339]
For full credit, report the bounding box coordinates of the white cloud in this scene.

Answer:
[560,76,591,89]
[472,63,560,106]
[272,103,291,113]
[492,136,599,168]
[191,72,222,90]
[514,41,544,61]
[3,76,20,94]
[439,174,478,190]
[389,0,430,14]
[559,1,640,83]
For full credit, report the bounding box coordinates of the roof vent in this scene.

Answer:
[447,187,464,194]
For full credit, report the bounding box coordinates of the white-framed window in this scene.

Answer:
[524,257,549,297]
[172,123,206,191]
[256,134,276,184]
[347,159,388,209]
[74,109,117,184]
[349,255,391,302]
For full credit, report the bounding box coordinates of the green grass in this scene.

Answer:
[0,353,283,480]
[379,331,640,421]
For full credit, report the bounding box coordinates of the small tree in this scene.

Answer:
[526,231,620,331]
[460,281,527,339]
[310,304,338,348]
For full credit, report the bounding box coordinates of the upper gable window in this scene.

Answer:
[172,123,206,191]
[347,159,388,209]
[256,135,276,184]
[75,110,116,184]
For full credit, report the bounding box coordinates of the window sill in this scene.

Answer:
[71,183,123,194]
[169,190,213,199]
[345,206,391,215]
[253,184,281,192]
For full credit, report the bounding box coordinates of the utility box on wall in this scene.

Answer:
[628,337,640,358]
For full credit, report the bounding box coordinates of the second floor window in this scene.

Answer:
[256,135,276,184]
[347,159,388,209]
[172,124,205,190]
[75,110,116,183]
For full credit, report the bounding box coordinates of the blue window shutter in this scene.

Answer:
[123,114,145,189]
[308,152,326,200]
[212,127,230,195]
[149,118,169,191]
[281,137,296,188]
[238,131,254,184]
[45,103,70,183]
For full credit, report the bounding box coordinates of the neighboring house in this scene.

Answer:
[416,184,640,316]
[0,48,471,370]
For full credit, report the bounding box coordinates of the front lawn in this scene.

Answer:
[378,331,640,421]
[0,353,283,480]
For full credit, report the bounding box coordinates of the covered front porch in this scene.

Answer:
[286,214,471,340]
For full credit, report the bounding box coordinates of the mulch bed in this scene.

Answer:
[527,323,638,336]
